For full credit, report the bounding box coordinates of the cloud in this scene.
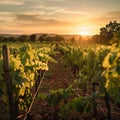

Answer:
[93,11,120,24]
[14,13,71,27]
[81,10,120,33]
[30,0,86,13]
[0,12,15,22]
[46,8,94,20]
[47,0,64,2]
[31,4,63,13]
[0,12,72,34]
[47,9,64,15]
[32,5,60,10]
[61,10,93,16]
[15,14,40,22]
[33,0,64,2]
[0,26,23,34]
[0,11,71,27]
[105,11,120,20]
[0,0,24,5]
[20,10,45,16]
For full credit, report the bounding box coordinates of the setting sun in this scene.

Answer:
[76,26,93,36]
[79,30,90,36]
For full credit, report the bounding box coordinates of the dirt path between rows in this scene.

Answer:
[30,52,76,120]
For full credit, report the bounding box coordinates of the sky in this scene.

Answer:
[0,0,120,35]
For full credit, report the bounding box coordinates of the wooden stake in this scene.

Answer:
[2,45,16,120]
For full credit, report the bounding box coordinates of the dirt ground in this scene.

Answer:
[30,52,76,120]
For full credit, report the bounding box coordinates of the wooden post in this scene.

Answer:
[2,45,16,120]
[104,91,111,120]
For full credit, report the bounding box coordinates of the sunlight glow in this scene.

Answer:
[76,26,92,36]
[79,30,90,36]
[75,24,96,36]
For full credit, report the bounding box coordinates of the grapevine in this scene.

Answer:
[0,43,55,117]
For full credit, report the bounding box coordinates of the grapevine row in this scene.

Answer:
[40,43,120,119]
[0,43,55,119]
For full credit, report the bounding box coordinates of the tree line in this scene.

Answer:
[0,34,64,43]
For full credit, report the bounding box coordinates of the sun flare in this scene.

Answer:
[79,30,90,36]
[77,26,92,36]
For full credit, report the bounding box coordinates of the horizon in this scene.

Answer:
[0,0,120,35]
[0,32,96,36]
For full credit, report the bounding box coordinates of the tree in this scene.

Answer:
[8,37,17,42]
[18,35,29,42]
[0,36,4,42]
[110,31,120,44]
[39,34,47,42]
[30,34,36,42]
[54,35,64,42]
[70,37,75,43]
[3,37,9,42]
[91,35,100,43]
[46,36,53,42]
[78,36,82,44]
[105,21,120,32]
[100,27,113,43]
[99,21,120,44]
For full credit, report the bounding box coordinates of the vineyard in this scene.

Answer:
[0,40,120,120]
